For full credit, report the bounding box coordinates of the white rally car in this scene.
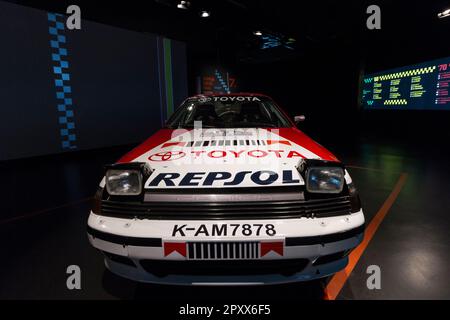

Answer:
[87,93,364,285]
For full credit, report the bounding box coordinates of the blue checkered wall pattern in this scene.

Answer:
[47,12,77,150]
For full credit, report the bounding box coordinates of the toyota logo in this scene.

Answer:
[198,97,212,103]
[149,151,186,161]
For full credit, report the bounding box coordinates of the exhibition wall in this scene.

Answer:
[0,1,188,160]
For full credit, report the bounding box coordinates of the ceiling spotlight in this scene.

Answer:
[200,10,210,18]
[253,30,263,36]
[177,1,190,10]
[438,8,450,18]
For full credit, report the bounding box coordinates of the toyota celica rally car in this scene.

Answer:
[87,93,365,285]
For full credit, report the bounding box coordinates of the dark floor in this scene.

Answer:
[0,135,449,300]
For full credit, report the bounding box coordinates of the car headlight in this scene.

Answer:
[306,167,344,194]
[106,169,143,196]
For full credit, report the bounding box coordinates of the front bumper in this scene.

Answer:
[87,210,364,285]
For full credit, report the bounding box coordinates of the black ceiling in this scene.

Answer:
[5,0,450,70]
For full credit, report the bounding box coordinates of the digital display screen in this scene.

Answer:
[361,57,450,110]
[200,67,238,94]
[260,33,295,50]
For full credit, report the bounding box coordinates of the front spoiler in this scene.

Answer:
[87,210,364,284]
[102,255,352,285]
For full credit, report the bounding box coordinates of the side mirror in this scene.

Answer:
[294,115,306,124]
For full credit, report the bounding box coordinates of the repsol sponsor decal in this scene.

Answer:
[144,170,301,188]
[198,96,261,102]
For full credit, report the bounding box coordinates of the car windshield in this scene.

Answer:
[165,96,291,129]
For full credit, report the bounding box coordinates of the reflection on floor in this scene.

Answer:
[0,138,449,300]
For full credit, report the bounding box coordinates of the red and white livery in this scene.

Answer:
[87,93,364,285]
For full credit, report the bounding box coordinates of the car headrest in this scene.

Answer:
[194,104,217,119]
[240,102,261,115]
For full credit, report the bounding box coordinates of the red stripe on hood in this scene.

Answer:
[266,127,339,161]
[118,129,189,163]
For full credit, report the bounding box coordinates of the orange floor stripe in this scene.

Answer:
[324,173,408,300]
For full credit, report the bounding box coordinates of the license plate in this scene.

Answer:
[171,223,277,237]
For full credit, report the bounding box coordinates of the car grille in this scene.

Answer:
[100,196,353,219]
[187,241,259,260]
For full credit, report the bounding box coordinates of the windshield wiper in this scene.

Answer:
[238,122,277,128]
[177,124,217,128]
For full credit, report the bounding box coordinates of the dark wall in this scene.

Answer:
[68,19,162,152]
[0,1,187,160]
[210,46,363,142]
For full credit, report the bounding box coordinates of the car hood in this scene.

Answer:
[118,127,339,189]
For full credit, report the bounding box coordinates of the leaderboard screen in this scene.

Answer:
[361,57,450,110]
